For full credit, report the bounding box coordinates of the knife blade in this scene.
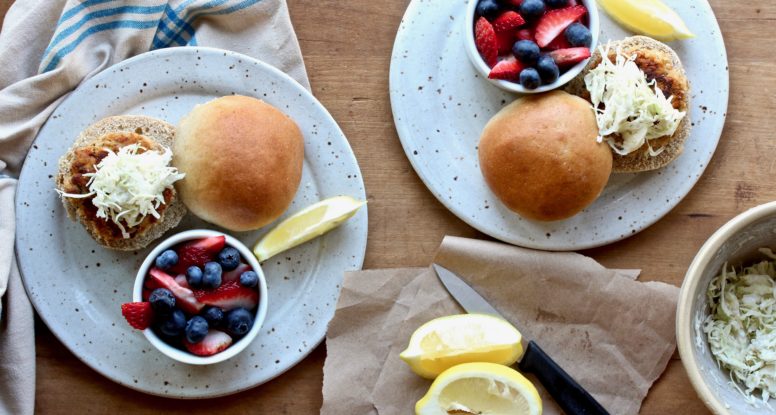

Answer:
[432,264,610,415]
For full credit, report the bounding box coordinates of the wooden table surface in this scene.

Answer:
[2,0,773,413]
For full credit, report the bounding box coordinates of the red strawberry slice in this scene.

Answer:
[475,17,498,67]
[549,47,591,67]
[184,330,233,356]
[195,280,259,311]
[545,34,572,51]
[222,263,252,283]
[492,11,525,33]
[496,30,516,54]
[121,302,154,330]
[171,236,226,274]
[489,57,526,81]
[534,5,587,48]
[175,274,190,289]
[142,288,152,302]
[516,28,534,42]
[149,268,205,314]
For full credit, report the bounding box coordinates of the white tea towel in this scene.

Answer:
[0,1,310,413]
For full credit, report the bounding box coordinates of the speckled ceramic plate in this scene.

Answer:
[15,47,367,398]
[390,0,728,250]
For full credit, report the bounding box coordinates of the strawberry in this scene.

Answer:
[549,47,591,67]
[149,268,205,314]
[474,17,498,67]
[496,30,516,54]
[222,263,252,283]
[194,280,259,311]
[171,236,226,274]
[142,288,152,302]
[516,28,534,41]
[121,302,154,330]
[489,57,525,81]
[184,330,233,356]
[492,11,526,33]
[175,274,190,289]
[544,34,571,50]
[534,5,586,48]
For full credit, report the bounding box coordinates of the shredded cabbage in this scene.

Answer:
[58,143,185,238]
[584,45,687,156]
[703,250,776,405]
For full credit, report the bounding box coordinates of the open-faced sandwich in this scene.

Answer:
[55,116,186,250]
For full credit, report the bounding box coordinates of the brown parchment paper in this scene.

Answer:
[321,236,679,415]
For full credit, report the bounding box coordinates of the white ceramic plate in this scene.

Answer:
[15,47,368,398]
[390,0,728,250]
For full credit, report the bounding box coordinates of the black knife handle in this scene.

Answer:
[517,340,610,415]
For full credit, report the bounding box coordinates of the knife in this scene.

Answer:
[432,264,610,415]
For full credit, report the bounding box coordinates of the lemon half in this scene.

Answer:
[252,196,366,261]
[400,314,523,379]
[416,362,542,415]
[598,0,694,41]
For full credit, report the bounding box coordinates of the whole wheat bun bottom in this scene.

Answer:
[173,95,304,232]
[478,91,613,222]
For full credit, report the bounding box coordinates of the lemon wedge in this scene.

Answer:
[400,314,523,379]
[416,362,542,415]
[252,196,366,261]
[598,0,694,41]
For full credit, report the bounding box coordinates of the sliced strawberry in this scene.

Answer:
[474,17,498,67]
[184,330,233,356]
[544,34,571,50]
[516,28,534,41]
[506,0,523,5]
[222,263,252,283]
[534,5,587,48]
[142,288,152,302]
[489,57,526,81]
[175,274,190,289]
[195,280,258,311]
[149,268,205,314]
[496,30,516,54]
[492,11,526,33]
[144,276,162,290]
[121,302,154,330]
[171,236,226,274]
[549,47,591,67]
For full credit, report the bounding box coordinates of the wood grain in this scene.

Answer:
[1,0,767,413]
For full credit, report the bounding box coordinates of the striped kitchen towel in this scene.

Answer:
[0,1,308,413]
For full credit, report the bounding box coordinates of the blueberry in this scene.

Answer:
[202,306,224,326]
[154,249,178,270]
[186,266,203,288]
[239,271,259,288]
[202,262,222,289]
[476,0,500,18]
[217,247,241,271]
[536,54,560,84]
[565,23,592,47]
[159,309,186,337]
[185,316,209,343]
[226,308,254,336]
[148,288,175,315]
[519,68,542,89]
[545,0,568,8]
[513,40,541,65]
[519,0,546,20]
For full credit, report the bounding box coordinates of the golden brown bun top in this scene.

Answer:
[478,91,612,222]
[173,95,304,231]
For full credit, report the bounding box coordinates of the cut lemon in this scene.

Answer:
[252,196,366,261]
[416,362,542,415]
[598,0,694,41]
[400,314,523,379]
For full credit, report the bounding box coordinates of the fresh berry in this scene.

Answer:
[186,266,203,288]
[515,28,534,41]
[475,0,500,18]
[226,308,254,337]
[492,11,526,33]
[222,263,252,283]
[121,302,154,330]
[202,306,224,326]
[544,34,572,50]
[159,309,187,337]
[184,330,232,356]
[185,316,209,344]
[154,250,178,270]
[239,271,259,288]
[217,247,241,271]
[142,288,152,302]
[549,47,591,66]
[519,67,542,89]
[496,30,516,54]
[513,40,541,65]
[148,288,176,315]
[475,17,498,67]
[195,280,259,311]
[203,262,223,289]
[519,0,546,21]
[149,268,205,314]
[534,5,586,47]
[171,236,226,274]
[565,22,591,47]
[505,0,524,5]
[545,0,568,7]
[536,54,560,83]
[488,57,525,81]
[174,274,190,289]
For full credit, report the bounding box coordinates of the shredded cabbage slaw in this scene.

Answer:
[58,143,185,238]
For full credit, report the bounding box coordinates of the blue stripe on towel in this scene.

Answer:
[57,0,119,25]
